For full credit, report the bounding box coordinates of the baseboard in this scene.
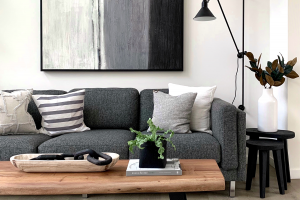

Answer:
[290,169,300,179]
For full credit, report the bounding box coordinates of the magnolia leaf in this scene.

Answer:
[287,57,297,67]
[246,52,255,62]
[246,66,259,72]
[267,61,272,69]
[246,66,254,72]
[258,67,263,75]
[266,67,272,74]
[265,75,275,86]
[259,75,266,86]
[272,59,278,71]
[274,77,286,87]
[255,74,260,81]
[278,55,284,68]
[279,53,285,66]
[284,65,293,75]
[250,61,257,69]
[258,54,262,66]
[278,64,284,73]
[286,70,299,79]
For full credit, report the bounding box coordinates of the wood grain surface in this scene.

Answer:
[0,159,225,195]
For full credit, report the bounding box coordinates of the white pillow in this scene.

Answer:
[0,90,39,135]
[168,83,217,134]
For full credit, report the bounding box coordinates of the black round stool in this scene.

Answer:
[246,139,285,198]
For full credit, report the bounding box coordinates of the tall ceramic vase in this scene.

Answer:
[258,88,278,132]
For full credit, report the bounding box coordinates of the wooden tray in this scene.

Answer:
[10,153,119,173]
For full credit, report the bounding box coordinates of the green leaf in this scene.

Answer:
[275,73,284,81]
[267,61,272,69]
[278,55,282,67]
[127,118,176,159]
[280,53,285,67]
[271,71,277,79]
[284,65,293,75]
[250,61,257,69]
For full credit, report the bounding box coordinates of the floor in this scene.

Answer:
[1,166,300,200]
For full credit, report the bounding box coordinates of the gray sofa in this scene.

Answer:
[0,88,246,183]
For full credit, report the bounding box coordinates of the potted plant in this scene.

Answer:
[128,118,176,168]
[246,52,298,132]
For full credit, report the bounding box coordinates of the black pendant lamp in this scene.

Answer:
[193,0,246,111]
[193,0,216,21]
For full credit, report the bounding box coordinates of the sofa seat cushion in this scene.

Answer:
[129,132,221,163]
[0,134,51,161]
[38,129,136,159]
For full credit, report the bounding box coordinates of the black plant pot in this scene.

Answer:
[139,140,167,168]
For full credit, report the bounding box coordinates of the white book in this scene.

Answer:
[126,159,182,176]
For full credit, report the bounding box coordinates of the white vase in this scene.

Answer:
[258,88,278,132]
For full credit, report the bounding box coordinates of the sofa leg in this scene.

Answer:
[82,194,88,198]
[229,181,236,198]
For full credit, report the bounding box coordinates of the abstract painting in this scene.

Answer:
[41,0,184,71]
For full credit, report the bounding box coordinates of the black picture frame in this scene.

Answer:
[40,0,184,72]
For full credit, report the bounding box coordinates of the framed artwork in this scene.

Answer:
[40,0,184,71]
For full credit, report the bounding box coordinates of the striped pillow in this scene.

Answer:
[32,89,90,136]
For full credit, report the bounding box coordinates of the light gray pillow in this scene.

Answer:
[148,91,197,134]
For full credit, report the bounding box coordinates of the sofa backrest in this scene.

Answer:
[3,90,67,129]
[69,88,139,130]
[139,89,169,131]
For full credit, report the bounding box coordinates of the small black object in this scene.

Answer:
[30,149,112,166]
[238,105,245,111]
[31,155,65,160]
[139,140,167,168]
[74,149,112,166]
[169,192,187,200]
[246,139,285,198]
[30,153,80,161]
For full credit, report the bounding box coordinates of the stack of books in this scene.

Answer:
[126,158,182,176]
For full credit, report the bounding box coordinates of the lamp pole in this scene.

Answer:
[194,0,246,111]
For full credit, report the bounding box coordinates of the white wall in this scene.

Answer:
[0,0,272,170]
[0,0,270,119]
[288,0,300,179]
[270,0,288,130]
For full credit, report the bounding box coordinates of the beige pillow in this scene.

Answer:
[0,90,39,135]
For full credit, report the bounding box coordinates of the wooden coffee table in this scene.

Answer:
[0,159,225,200]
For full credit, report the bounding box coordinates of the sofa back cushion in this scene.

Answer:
[139,89,168,131]
[3,90,67,129]
[69,88,139,130]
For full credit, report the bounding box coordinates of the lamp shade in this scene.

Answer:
[193,0,216,21]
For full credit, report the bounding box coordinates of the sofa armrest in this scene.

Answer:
[211,98,238,170]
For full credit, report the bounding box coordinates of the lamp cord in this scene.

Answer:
[232,57,239,105]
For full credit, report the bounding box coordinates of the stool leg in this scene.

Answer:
[273,150,285,195]
[259,150,268,198]
[284,139,291,183]
[250,136,259,178]
[281,148,287,190]
[253,148,258,178]
[266,151,270,188]
[246,148,257,190]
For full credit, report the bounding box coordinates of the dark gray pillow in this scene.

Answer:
[148,91,197,133]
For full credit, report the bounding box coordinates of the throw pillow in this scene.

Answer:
[32,89,90,136]
[148,91,197,133]
[168,83,217,134]
[0,90,39,135]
